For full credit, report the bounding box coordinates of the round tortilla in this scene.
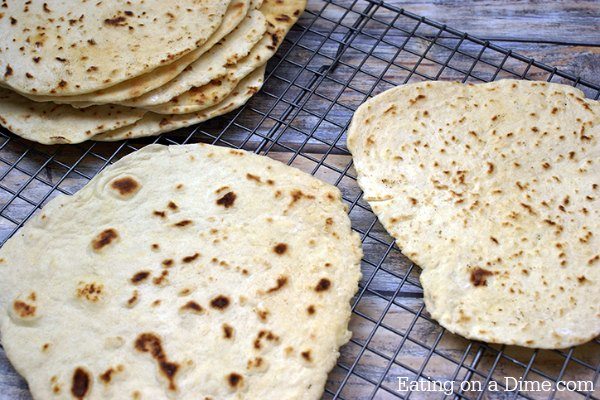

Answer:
[0,88,146,144]
[0,0,231,96]
[347,80,599,348]
[122,0,307,108]
[120,9,268,108]
[0,143,362,399]
[143,0,303,116]
[94,66,265,142]
[18,0,251,105]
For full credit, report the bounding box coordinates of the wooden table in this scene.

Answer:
[0,1,598,399]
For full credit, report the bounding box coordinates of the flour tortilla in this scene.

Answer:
[94,67,265,142]
[123,0,306,108]
[0,88,146,145]
[347,80,599,349]
[0,0,231,96]
[0,143,362,400]
[143,74,245,115]
[144,10,294,115]
[19,0,251,105]
[121,10,267,108]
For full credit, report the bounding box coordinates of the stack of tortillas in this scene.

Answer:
[0,0,307,144]
[0,143,362,399]
[348,80,599,349]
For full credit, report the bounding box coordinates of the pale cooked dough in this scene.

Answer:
[0,88,146,144]
[20,0,251,105]
[123,0,306,109]
[94,66,265,142]
[347,80,599,348]
[0,143,362,399]
[0,0,231,96]
[143,0,301,116]
[120,10,268,108]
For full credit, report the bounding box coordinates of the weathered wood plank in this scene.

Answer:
[306,0,600,45]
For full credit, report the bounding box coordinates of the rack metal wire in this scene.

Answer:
[0,0,599,399]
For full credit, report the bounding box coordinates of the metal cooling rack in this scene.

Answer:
[0,0,599,399]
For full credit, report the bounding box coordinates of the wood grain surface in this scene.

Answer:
[0,0,598,399]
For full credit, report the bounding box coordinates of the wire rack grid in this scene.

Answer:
[0,0,599,399]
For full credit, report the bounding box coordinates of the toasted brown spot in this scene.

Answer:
[167,201,178,210]
[104,16,127,26]
[223,324,234,339]
[173,220,192,227]
[131,271,150,284]
[384,104,397,114]
[247,357,264,370]
[92,228,118,251]
[266,276,288,293]
[520,202,537,215]
[71,368,90,399]
[307,305,315,315]
[470,267,493,287]
[180,301,203,313]
[246,173,261,182]
[4,64,13,77]
[301,350,312,362]
[99,368,113,384]
[13,300,36,318]
[315,278,331,292]
[409,94,426,105]
[162,259,174,268]
[153,210,166,218]
[110,177,140,196]
[256,309,269,321]
[289,189,315,206]
[253,330,279,349]
[275,13,291,22]
[135,333,179,391]
[210,295,230,310]
[216,191,236,208]
[153,270,169,286]
[182,253,199,263]
[76,282,104,302]
[273,243,288,255]
[127,290,139,307]
[227,372,243,389]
